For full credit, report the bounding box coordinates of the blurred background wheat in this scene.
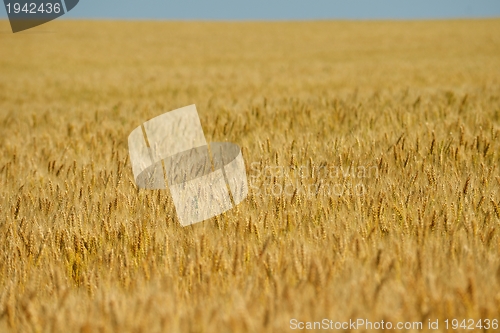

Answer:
[0,19,499,332]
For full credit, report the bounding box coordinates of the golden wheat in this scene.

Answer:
[0,18,499,332]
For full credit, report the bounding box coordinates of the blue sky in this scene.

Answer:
[1,0,500,20]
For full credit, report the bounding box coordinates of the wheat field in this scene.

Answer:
[0,19,500,332]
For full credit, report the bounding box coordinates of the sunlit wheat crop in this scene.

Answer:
[0,19,499,332]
